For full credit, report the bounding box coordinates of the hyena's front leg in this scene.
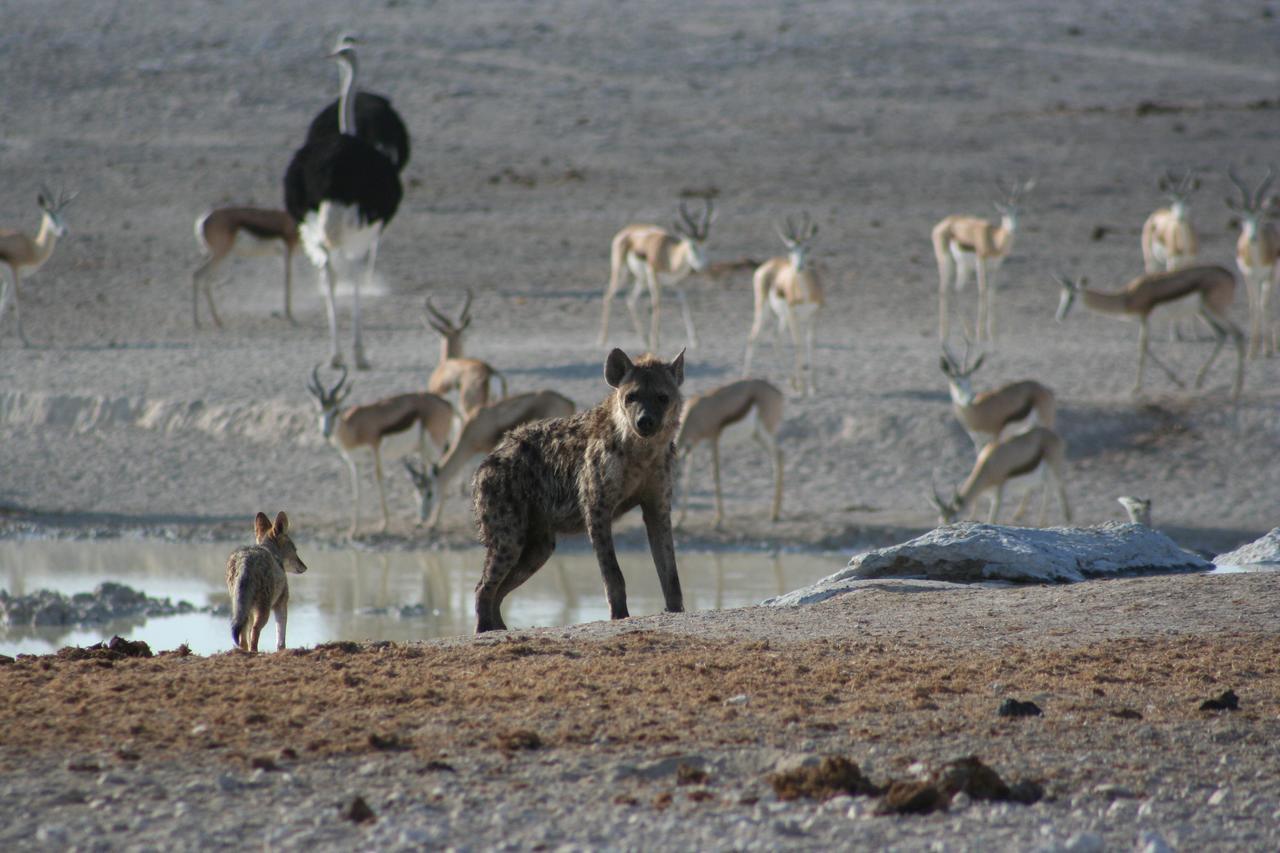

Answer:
[642,497,683,613]
[586,509,629,620]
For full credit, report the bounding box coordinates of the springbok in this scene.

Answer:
[598,199,714,352]
[930,426,1071,526]
[0,186,76,346]
[1142,169,1200,274]
[404,390,575,529]
[744,213,825,396]
[675,379,784,528]
[306,366,455,536]
[423,291,508,417]
[932,179,1033,342]
[1117,496,1152,527]
[1225,167,1279,358]
[192,207,299,328]
[939,343,1056,450]
[1054,267,1244,401]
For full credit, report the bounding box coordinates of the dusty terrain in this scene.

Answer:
[2,0,1280,848]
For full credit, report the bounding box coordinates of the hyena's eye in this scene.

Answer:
[625,393,639,404]
[656,394,669,406]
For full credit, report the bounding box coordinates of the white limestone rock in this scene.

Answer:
[765,522,1209,606]
[1213,528,1280,569]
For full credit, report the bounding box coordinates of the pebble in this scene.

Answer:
[1137,830,1174,853]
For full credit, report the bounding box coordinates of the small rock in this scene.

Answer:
[342,795,376,824]
[723,694,749,706]
[1092,783,1135,800]
[768,755,879,801]
[1063,831,1105,852]
[1137,830,1174,853]
[878,779,944,815]
[1207,787,1229,806]
[1199,690,1239,711]
[998,698,1043,717]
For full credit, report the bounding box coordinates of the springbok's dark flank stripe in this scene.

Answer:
[379,410,419,438]
[1004,398,1035,428]
[1006,451,1044,479]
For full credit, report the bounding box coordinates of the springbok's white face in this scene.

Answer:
[37,193,69,237]
[681,235,707,272]
[318,407,338,440]
[784,239,811,272]
[1239,212,1260,241]
[1055,278,1081,322]
[404,461,439,522]
[1170,199,1188,220]
[994,202,1019,233]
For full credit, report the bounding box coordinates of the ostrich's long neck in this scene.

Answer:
[337,58,358,135]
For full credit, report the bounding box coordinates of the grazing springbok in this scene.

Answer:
[0,186,75,346]
[1142,169,1200,274]
[675,379,784,528]
[423,291,508,417]
[192,207,299,328]
[1054,267,1244,401]
[744,213,825,396]
[1117,496,1152,527]
[1225,167,1279,358]
[598,199,714,352]
[306,366,455,536]
[939,343,1056,450]
[404,390,575,529]
[932,179,1033,342]
[931,426,1071,526]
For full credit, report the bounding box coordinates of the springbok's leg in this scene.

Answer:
[345,454,361,538]
[674,285,698,349]
[676,447,694,528]
[645,266,663,353]
[625,275,648,348]
[975,258,991,342]
[752,419,784,522]
[598,254,627,346]
[373,445,390,533]
[710,439,724,528]
[987,485,1004,524]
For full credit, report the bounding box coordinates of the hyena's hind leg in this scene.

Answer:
[495,528,556,607]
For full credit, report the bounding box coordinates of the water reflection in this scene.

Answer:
[0,540,839,657]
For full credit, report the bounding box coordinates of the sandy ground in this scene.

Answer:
[2,2,1280,847]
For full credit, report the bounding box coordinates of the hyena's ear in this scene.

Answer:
[254,512,272,540]
[668,349,685,386]
[273,511,289,536]
[604,348,633,388]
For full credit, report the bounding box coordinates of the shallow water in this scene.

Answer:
[0,539,842,656]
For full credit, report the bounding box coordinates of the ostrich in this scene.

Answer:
[284,34,403,370]
[306,91,410,173]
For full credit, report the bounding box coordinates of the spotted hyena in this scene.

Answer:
[471,348,686,632]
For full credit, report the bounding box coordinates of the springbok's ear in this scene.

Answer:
[604,348,632,388]
[970,353,986,373]
[273,511,289,535]
[669,349,685,386]
[254,512,272,539]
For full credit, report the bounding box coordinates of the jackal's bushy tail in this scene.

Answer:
[229,570,251,648]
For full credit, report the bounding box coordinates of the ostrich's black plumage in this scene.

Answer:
[306,92,410,172]
[283,135,402,227]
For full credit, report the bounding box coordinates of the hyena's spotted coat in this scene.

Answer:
[471,348,685,632]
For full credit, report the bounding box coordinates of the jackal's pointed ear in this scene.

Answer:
[669,349,685,386]
[604,348,632,388]
[273,511,289,535]
[254,512,272,539]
